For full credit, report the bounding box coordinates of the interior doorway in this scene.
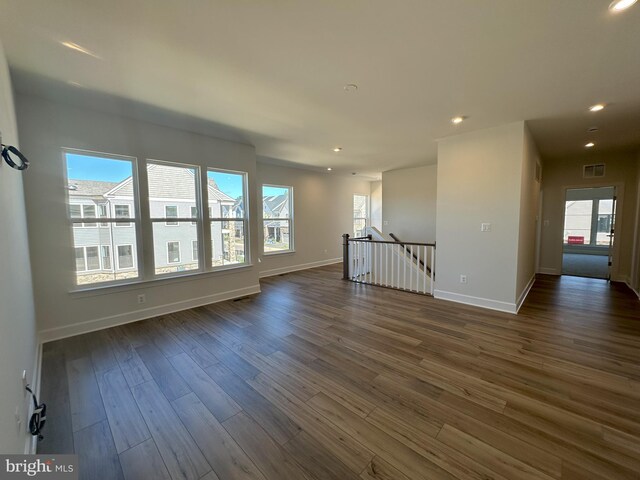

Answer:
[561,186,616,279]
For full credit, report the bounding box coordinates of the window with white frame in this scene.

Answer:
[114,204,131,227]
[65,150,251,288]
[208,169,248,267]
[353,194,369,237]
[262,185,293,254]
[117,245,134,269]
[65,151,140,286]
[167,241,181,264]
[191,240,198,261]
[148,162,200,275]
[165,205,179,226]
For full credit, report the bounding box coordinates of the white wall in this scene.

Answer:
[435,121,526,312]
[16,94,261,341]
[0,41,38,453]
[516,126,541,300]
[538,151,638,282]
[370,180,382,231]
[256,161,371,277]
[382,165,437,243]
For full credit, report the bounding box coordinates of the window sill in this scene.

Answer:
[263,250,296,256]
[69,263,254,298]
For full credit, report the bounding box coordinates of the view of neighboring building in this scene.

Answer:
[262,186,292,253]
[69,162,239,285]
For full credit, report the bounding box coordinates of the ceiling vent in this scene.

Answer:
[583,164,605,178]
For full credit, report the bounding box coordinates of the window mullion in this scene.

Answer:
[137,158,154,281]
[200,167,212,270]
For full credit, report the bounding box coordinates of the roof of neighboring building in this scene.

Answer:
[68,179,119,197]
[67,166,234,203]
[263,194,288,217]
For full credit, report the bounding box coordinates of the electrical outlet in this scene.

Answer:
[137,294,146,304]
[481,223,491,232]
[383,220,389,226]
[22,370,27,387]
[460,275,468,284]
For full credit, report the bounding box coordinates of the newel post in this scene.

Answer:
[342,233,350,280]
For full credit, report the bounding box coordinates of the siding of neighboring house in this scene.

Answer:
[68,164,236,283]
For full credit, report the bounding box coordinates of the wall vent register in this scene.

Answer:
[583,164,605,178]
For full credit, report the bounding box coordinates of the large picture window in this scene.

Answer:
[262,185,293,254]
[65,150,251,288]
[208,169,248,267]
[65,151,139,285]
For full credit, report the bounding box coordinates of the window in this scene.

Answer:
[167,241,181,264]
[148,162,200,275]
[192,240,199,261]
[262,185,293,254]
[353,194,369,237]
[74,246,100,272]
[117,245,134,269]
[208,169,248,267]
[114,204,132,227]
[99,204,109,227]
[65,151,140,286]
[82,205,97,227]
[101,246,112,270]
[191,206,198,225]
[165,205,179,226]
[65,150,251,288]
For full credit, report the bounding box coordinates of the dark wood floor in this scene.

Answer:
[39,265,640,480]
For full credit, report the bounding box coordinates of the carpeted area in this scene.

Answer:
[562,253,609,278]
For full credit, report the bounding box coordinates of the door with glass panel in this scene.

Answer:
[561,186,616,279]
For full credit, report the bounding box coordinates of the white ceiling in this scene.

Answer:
[1,0,639,176]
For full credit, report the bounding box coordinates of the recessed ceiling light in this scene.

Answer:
[333,147,342,152]
[589,104,605,112]
[585,142,595,148]
[451,116,466,125]
[587,126,599,133]
[327,167,332,171]
[609,0,637,12]
[344,84,358,92]
[60,41,100,59]
[67,81,83,87]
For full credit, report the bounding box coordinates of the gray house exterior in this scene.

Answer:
[69,164,237,284]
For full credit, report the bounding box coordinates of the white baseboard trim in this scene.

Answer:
[434,289,517,314]
[24,340,43,454]
[537,267,560,275]
[625,280,640,300]
[516,275,536,313]
[259,258,341,278]
[39,284,262,344]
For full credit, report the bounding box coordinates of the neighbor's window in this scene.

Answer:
[65,151,139,286]
[208,169,248,267]
[262,185,293,254]
[353,194,369,237]
[148,162,201,275]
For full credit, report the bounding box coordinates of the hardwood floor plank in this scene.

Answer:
[103,326,153,387]
[73,420,124,480]
[282,430,361,480]
[169,353,241,421]
[205,363,301,445]
[247,372,375,474]
[96,367,150,453]
[172,392,267,480]
[37,346,74,454]
[136,343,191,401]
[307,392,456,480]
[119,439,171,480]
[66,357,106,432]
[222,411,312,480]
[131,381,211,480]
